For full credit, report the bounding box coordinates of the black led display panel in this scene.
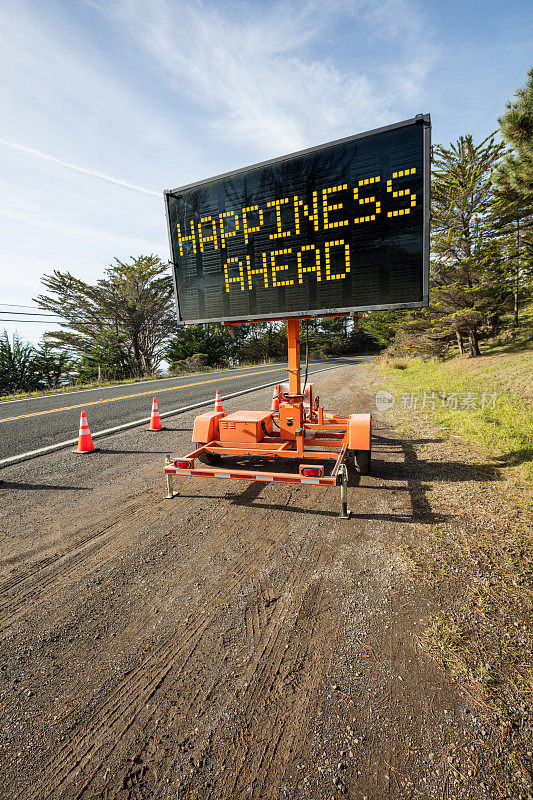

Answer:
[165,115,431,324]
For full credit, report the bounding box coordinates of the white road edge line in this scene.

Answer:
[0,365,346,469]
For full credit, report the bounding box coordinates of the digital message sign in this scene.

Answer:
[165,115,431,324]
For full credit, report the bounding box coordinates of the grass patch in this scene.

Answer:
[417,515,533,720]
[422,615,500,694]
[371,342,533,725]
[398,543,425,573]
[373,344,533,480]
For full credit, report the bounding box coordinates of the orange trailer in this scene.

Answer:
[164,316,371,517]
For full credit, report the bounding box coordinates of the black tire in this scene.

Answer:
[346,449,358,477]
[194,442,222,466]
[355,449,371,475]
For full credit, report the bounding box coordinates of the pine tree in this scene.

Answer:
[33,341,72,388]
[429,134,507,357]
[36,255,176,375]
[0,331,38,393]
[492,69,533,325]
[493,68,533,198]
[360,310,401,347]
[166,324,231,370]
[77,331,138,382]
[490,188,533,326]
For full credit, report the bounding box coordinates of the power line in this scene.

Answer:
[0,310,62,317]
[0,244,82,264]
[0,303,46,309]
[0,245,168,277]
[0,319,63,324]
[0,248,107,277]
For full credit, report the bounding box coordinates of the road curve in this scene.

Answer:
[0,356,375,462]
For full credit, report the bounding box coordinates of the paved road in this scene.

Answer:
[0,356,374,462]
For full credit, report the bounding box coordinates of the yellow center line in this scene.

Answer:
[0,368,285,423]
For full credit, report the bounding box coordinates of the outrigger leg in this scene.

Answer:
[165,473,175,500]
[339,463,351,519]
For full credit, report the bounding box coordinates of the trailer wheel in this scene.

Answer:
[346,449,357,477]
[355,449,371,475]
[194,443,222,466]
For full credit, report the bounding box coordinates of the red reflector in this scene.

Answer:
[175,459,192,469]
[301,467,321,477]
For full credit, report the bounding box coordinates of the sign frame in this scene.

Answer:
[164,114,431,325]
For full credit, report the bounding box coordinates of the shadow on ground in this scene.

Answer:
[0,481,91,492]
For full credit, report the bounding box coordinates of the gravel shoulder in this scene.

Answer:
[0,364,530,799]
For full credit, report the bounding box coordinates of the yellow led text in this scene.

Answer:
[270,248,294,287]
[242,205,264,245]
[178,166,418,269]
[176,220,197,256]
[247,253,270,290]
[223,256,246,292]
[223,241,353,292]
[324,240,350,281]
[268,198,291,239]
[387,168,417,217]
[293,192,319,234]
[198,216,218,252]
[219,210,240,248]
[354,176,381,224]
[322,184,349,230]
[297,244,321,283]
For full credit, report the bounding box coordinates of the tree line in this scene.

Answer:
[369,69,533,358]
[2,70,531,395]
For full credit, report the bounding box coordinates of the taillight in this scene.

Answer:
[175,459,192,469]
[300,465,323,477]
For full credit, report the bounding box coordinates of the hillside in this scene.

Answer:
[364,334,532,789]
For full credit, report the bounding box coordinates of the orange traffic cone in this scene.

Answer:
[150,397,163,430]
[271,385,280,412]
[77,410,95,453]
[214,389,224,413]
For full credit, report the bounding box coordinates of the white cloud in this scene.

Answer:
[0,0,202,185]
[98,0,436,155]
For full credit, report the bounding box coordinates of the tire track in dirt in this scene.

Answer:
[9,491,307,800]
[85,527,321,800]
[91,524,341,800]
[0,481,234,634]
[0,493,152,592]
[219,541,338,799]
[0,498,162,633]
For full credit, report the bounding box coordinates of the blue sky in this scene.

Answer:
[0,0,531,344]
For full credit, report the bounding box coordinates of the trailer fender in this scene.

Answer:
[347,413,371,451]
[192,411,225,444]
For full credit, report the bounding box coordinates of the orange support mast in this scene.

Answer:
[287,317,301,396]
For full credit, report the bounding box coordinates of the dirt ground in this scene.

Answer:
[0,365,530,800]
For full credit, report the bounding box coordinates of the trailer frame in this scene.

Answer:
[163,315,370,516]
